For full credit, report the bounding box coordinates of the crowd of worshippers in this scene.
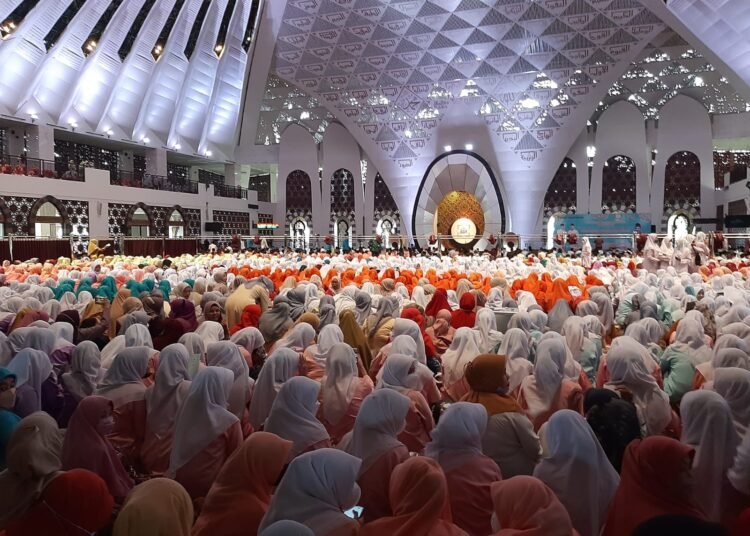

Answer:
[1,256,750,535]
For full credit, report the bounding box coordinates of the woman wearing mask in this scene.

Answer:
[61,395,133,500]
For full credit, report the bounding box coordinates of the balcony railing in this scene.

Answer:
[110,170,199,194]
[0,155,84,181]
[214,183,248,199]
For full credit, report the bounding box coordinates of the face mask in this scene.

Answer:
[0,388,16,409]
[97,416,115,436]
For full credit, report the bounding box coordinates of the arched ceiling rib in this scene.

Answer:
[0,0,261,159]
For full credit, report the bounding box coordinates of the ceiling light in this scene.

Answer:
[444,145,452,152]
[465,144,473,151]
[404,129,412,138]
[520,98,540,109]
[205,150,213,157]
[215,44,223,53]
[300,111,310,120]
[586,146,596,159]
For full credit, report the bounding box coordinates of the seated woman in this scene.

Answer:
[168,367,242,500]
[338,389,410,522]
[462,354,540,478]
[602,437,706,536]
[61,396,134,501]
[518,338,583,431]
[490,476,577,535]
[259,449,362,535]
[426,402,502,535]
[359,456,467,536]
[96,347,151,463]
[3,469,114,536]
[377,354,434,454]
[113,478,194,536]
[263,376,331,460]
[139,344,192,474]
[301,324,344,381]
[317,343,373,444]
[193,433,293,536]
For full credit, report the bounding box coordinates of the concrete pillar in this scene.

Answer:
[144,147,167,177]
[224,163,237,186]
[6,125,27,158]
[118,151,134,172]
[36,125,55,162]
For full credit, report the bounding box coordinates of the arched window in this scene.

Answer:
[130,207,150,237]
[544,158,577,216]
[290,217,309,251]
[602,155,636,214]
[168,210,184,238]
[334,218,351,250]
[286,170,312,234]
[330,168,355,236]
[664,151,700,214]
[34,202,63,238]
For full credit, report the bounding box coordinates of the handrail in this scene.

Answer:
[0,154,83,181]
[110,170,200,194]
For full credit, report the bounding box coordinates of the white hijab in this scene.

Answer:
[264,376,330,460]
[521,339,565,417]
[390,318,426,364]
[499,327,533,393]
[205,341,251,420]
[339,388,410,472]
[124,324,153,349]
[533,410,619,536]
[713,367,750,438]
[442,327,481,388]
[321,343,359,425]
[276,323,316,351]
[96,346,151,407]
[144,344,191,437]
[7,349,52,412]
[473,308,503,354]
[100,335,126,369]
[605,337,672,436]
[168,367,238,474]
[61,341,101,401]
[195,321,225,344]
[680,389,739,522]
[425,402,487,472]
[248,347,300,430]
[259,449,361,534]
[308,325,344,369]
[229,327,265,354]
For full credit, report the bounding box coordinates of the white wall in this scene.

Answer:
[321,123,364,235]
[0,167,254,237]
[650,95,715,226]
[589,101,650,214]
[277,124,321,234]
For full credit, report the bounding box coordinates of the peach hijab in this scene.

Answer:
[490,476,577,535]
[193,432,293,536]
[359,456,467,536]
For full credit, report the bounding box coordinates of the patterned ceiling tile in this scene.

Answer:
[260,0,664,167]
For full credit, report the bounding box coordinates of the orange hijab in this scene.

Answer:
[192,432,293,536]
[461,354,522,416]
[490,476,577,535]
[359,457,466,536]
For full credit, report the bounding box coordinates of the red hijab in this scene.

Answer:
[5,469,114,536]
[450,293,476,329]
[425,289,452,318]
[603,437,706,536]
[229,304,262,335]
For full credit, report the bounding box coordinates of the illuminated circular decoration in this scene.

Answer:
[451,218,477,244]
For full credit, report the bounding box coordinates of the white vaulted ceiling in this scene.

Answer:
[0,0,260,160]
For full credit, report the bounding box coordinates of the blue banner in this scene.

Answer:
[555,214,651,250]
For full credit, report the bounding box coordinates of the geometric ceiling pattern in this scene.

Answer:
[256,74,336,145]
[269,0,665,168]
[666,0,750,94]
[593,28,750,121]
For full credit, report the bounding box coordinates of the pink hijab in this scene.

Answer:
[61,395,134,498]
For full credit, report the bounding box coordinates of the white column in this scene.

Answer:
[145,147,168,177]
